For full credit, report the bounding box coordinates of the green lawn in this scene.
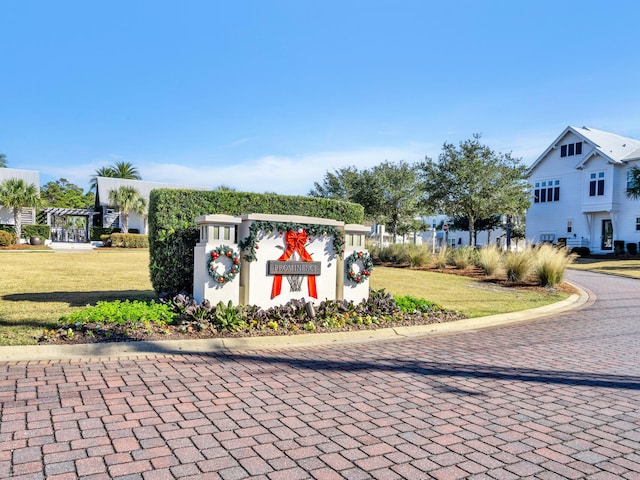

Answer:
[1,249,570,346]
[569,258,640,278]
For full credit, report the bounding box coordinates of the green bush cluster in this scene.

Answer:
[22,224,51,240]
[148,189,364,294]
[109,233,149,248]
[90,227,121,241]
[61,300,175,326]
[0,230,16,246]
[158,289,458,334]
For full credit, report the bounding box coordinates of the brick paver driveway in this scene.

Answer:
[1,269,639,479]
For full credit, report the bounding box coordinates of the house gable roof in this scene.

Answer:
[0,168,40,192]
[528,126,640,175]
[95,177,208,207]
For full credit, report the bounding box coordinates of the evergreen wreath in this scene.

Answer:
[238,220,345,262]
[345,251,374,283]
[208,245,241,284]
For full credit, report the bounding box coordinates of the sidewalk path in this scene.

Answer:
[1,269,639,479]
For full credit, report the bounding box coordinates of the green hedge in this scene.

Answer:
[0,230,16,246]
[148,189,365,294]
[110,233,149,248]
[90,227,121,241]
[22,224,51,240]
[0,224,16,234]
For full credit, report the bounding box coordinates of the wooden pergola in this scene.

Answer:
[39,207,96,243]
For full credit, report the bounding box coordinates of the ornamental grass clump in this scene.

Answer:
[477,245,502,276]
[451,246,477,270]
[534,244,576,287]
[505,250,532,282]
[407,245,431,268]
[433,246,449,269]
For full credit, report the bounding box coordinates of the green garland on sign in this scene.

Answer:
[207,245,241,284]
[238,220,345,262]
[345,251,374,284]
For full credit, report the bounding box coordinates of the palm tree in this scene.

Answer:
[108,186,146,234]
[626,165,640,200]
[90,166,115,192]
[90,161,142,192]
[0,153,7,168]
[0,178,39,242]
[111,161,141,180]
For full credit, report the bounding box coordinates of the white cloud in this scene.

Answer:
[137,144,434,195]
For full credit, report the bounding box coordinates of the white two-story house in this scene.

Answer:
[526,126,640,253]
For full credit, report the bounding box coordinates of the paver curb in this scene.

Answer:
[0,283,589,362]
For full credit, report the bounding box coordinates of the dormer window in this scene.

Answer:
[560,142,582,157]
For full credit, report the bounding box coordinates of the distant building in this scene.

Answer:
[526,126,640,253]
[94,177,208,234]
[0,167,40,228]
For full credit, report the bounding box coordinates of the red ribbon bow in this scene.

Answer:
[271,230,318,299]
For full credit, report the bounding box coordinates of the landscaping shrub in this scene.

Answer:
[374,244,414,264]
[614,240,625,255]
[534,244,576,287]
[505,250,532,282]
[394,295,442,313]
[433,247,449,269]
[477,245,502,275]
[451,246,477,269]
[0,230,15,246]
[407,245,431,268]
[90,227,120,241]
[148,189,365,294]
[110,233,149,248]
[22,224,51,240]
[61,300,176,325]
[155,289,459,334]
[627,242,638,255]
[570,246,590,257]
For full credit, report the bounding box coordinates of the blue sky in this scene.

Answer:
[2,1,640,195]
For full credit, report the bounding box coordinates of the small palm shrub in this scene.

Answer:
[451,246,477,269]
[505,250,532,282]
[477,246,502,275]
[534,244,576,287]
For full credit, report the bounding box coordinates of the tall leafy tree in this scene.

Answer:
[420,135,530,246]
[0,153,7,168]
[41,178,95,208]
[310,161,424,242]
[308,166,360,201]
[362,161,423,240]
[90,161,142,192]
[450,214,503,245]
[626,165,640,200]
[0,178,39,241]
[108,186,146,234]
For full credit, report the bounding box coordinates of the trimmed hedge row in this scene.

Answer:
[109,233,149,248]
[90,227,121,241]
[148,189,365,294]
[22,224,51,240]
[1,224,50,240]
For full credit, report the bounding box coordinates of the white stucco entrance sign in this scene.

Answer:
[193,214,372,308]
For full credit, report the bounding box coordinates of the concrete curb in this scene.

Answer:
[0,284,589,362]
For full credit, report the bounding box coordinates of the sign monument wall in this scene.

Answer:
[193,213,373,308]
